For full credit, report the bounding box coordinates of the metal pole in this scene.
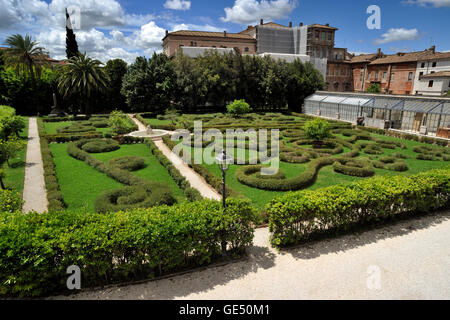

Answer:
[221,168,227,257]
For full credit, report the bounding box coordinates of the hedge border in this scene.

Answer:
[36,118,66,211]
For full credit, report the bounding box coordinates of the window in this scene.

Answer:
[431,71,435,74]
[432,62,437,67]
[428,80,434,87]
[321,32,326,41]
[245,47,249,52]
[375,70,379,79]
[419,72,424,76]
[335,69,339,76]
[408,72,413,81]
[391,73,395,81]
[383,71,387,79]
[360,73,363,81]
[328,32,332,41]
[315,31,320,40]
[448,82,450,88]
[421,63,425,68]
[367,72,371,79]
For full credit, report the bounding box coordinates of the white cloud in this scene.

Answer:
[171,23,222,32]
[403,0,450,7]
[221,0,297,24]
[374,28,419,44]
[164,0,191,11]
[134,21,167,48]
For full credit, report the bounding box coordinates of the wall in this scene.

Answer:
[414,78,450,96]
[413,59,450,95]
[364,62,416,95]
[326,62,353,92]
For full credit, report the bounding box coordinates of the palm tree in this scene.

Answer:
[58,53,108,116]
[3,34,47,85]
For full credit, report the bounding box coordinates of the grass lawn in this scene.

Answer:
[143,118,174,126]
[44,121,112,135]
[50,143,186,211]
[4,117,29,195]
[181,131,450,210]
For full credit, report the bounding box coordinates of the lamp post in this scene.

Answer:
[216,150,232,208]
[216,150,232,258]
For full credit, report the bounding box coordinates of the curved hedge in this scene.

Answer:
[333,158,375,177]
[81,138,120,153]
[236,157,335,191]
[0,199,257,297]
[268,167,450,248]
[108,156,146,171]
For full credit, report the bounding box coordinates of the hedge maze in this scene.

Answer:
[161,113,450,199]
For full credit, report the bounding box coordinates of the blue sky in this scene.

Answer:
[1,0,449,63]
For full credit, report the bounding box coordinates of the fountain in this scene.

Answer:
[128,123,170,140]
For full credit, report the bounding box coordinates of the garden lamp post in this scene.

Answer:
[216,150,233,257]
[216,150,232,208]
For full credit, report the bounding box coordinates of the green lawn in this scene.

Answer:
[143,118,173,126]
[4,117,29,195]
[182,132,450,210]
[44,121,112,135]
[50,143,186,211]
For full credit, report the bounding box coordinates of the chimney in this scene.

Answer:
[325,23,329,27]
[165,30,169,36]
[289,22,292,28]
[299,22,303,27]
[430,45,436,54]
[260,19,264,25]
[377,48,381,55]
[224,30,227,37]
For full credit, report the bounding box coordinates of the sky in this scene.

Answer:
[0,0,449,64]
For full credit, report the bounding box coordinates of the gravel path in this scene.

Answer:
[52,210,450,300]
[128,115,221,201]
[22,117,48,213]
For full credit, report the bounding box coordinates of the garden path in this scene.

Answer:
[22,117,48,213]
[128,115,221,201]
[51,209,450,299]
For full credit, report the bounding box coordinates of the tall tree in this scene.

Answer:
[58,53,108,116]
[105,59,127,110]
[3,34,47,86]
[65,8,79,59]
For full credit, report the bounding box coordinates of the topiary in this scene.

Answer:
[81,139,120,153]
[333,158,375,177]
[108,156,146,171]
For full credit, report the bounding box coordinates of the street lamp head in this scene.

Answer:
[216,150,233,171]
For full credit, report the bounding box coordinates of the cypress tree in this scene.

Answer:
[65,8,79,59]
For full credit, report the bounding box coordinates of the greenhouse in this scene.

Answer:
[303,92,450,138]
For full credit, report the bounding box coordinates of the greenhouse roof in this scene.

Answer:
[305,92,450,115]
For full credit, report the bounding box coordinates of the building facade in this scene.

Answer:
[414,51,450,96]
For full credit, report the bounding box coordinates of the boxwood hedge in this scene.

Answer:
[268,167,450,248]
[0,199,257,297]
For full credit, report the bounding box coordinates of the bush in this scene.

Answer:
[0,198,257,297]
[0,189,22,212]
[108,156,146,171]
[303,118,332,142]
[81,139,120,153]
[226,99,251,117]
[333,158,375,177]
[267,167,450,248]
[0,106,25,140]
[108,110,138,134]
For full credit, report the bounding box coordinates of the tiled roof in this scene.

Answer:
[369,50,434,65]
[421,71,450,78]
[419,51,450,61]
[309,24,338,30]
[166,30,255,40]
[350,53,379,63]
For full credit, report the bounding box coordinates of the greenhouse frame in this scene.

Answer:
[303,91,450,138]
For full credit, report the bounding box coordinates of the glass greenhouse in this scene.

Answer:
[303,92,450,138]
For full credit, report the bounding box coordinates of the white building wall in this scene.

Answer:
[413,58,450,95]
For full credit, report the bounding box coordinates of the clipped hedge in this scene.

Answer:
[236,157,335,191]
[333,158,375,177]
[0,198,257,297]
[268,167,450,248]
[67,140,176,212]
[45,132,103,143]
[0,189,22,213]
[81,138,120,153]
[108,156,146,171]
[145,139,203,202]
[37,119,65,211]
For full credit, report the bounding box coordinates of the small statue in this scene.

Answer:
[146,125,153,135]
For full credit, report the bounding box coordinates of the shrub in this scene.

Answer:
[226,99,251,117]
[108,110,138,135]
[0,189,22,212]
[268,167,450,248]
[108,156,146,171]
[0,198,257,297]
[333,158,375,177]
[81,139,120,153]
[303,118,332,143]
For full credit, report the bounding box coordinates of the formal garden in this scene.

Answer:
[0,34,450,298]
